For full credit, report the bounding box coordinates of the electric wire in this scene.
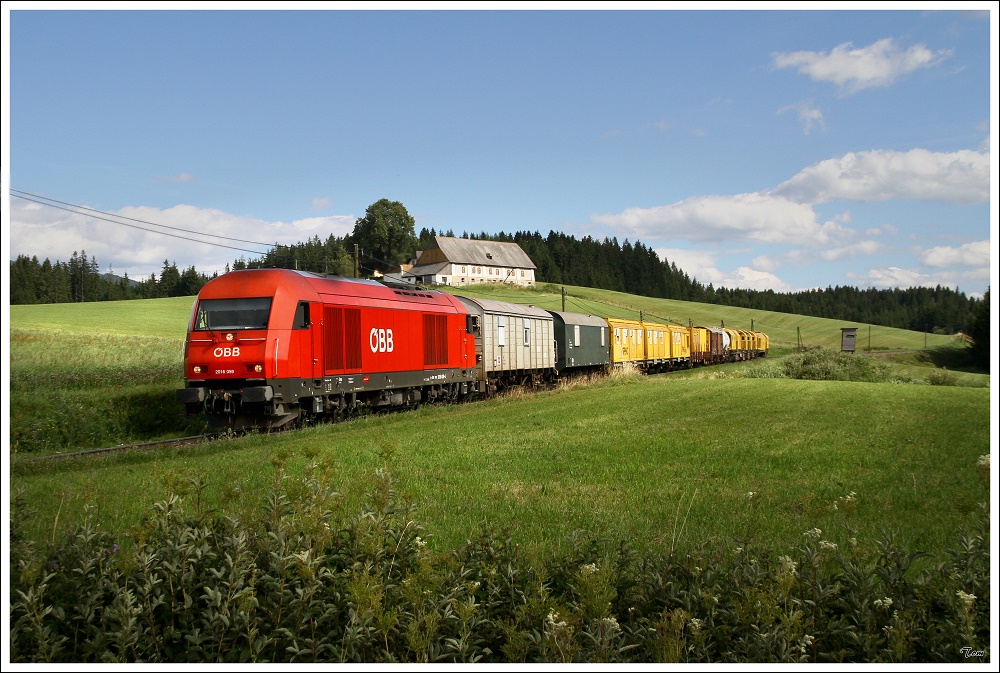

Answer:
[11,189,278,248]
[12,192,270,256]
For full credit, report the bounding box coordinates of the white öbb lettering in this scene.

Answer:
[369,328,395,353]
[213,346,241,358]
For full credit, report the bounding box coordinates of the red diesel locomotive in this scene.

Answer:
[176,269,478,429]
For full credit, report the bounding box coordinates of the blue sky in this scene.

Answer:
[4,5,996,297]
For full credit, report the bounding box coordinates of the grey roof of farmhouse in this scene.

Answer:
[404,261,450,277]
[430,236,537,269]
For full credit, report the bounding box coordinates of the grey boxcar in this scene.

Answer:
[456,297,555,390]
[548,311,610,372]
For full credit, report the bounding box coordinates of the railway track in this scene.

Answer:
[14,434,218,463]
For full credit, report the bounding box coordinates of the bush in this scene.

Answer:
[779,349,906,384]
[9,470,990,663]
[925,369,959,387]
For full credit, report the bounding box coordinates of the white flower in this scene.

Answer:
[778,555,798,577]
[957,590,977,609]
[819,540,838,551]
[688,617,703,634]
[873,597,893,609]
[601,616,621,635]
[804,528,822,540]
[580,563,598,575]
[747,491,756,499]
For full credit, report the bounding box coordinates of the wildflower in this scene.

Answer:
[957,590,976,609]
[873,597,893,610]
[547,610,567,629]
[819,540,838,551]
[804,528,822,540]
[778,555,798,577]
[414,536,427,548]
[601,616,621,635]
[747,491,756,499]
[734,546,744,554]
[688,617,703,634]
[580,563,598,575]
[848,537,858,547]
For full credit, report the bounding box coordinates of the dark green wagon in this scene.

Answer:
[548,311,610,372]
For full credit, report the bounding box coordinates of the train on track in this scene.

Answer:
[176,269,768,429]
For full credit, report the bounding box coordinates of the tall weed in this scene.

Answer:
[9,470,990,663]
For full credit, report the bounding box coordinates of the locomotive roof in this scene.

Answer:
[204,268,455,304]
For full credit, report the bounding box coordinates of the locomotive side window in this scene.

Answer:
[195,297,272,330]
[293,301,310,329]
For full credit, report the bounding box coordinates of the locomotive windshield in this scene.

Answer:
[194,297,272,330]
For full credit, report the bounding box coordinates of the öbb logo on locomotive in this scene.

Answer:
[176,268,768,430]
[369,328,395,353]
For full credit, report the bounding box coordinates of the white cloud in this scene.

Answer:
[751,255,779,272]
[919,240,990,268]
[654,247,791,292]
[726,266,792,292]
[10,200,356,280]
[846,266,930,289]
[153,172,196,183]
[311,196,332,211]
[771,38,952,94]
[819,240,885,262]
[777,100,825,135]
[656,247,721,278]
[592,193,845,246]
[847,265,989,292]
[770,148,989,205]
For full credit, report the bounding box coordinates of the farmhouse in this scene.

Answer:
[403,236,537,287]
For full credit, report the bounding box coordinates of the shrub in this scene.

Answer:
[925,369,959,387]
[9,471,990,663]
[779,349,904,384]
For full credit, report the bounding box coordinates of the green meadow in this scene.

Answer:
[7,287,990,561]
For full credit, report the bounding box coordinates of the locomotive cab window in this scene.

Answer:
[194,297,272,331]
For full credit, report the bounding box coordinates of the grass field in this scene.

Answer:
[7,288,990,562]
[10,371,990,560]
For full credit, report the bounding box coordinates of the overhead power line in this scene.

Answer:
[11,189,274,256]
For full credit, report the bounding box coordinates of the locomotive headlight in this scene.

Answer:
[193,365,203,374]
[254,364,263,373]
[246,363,264,374]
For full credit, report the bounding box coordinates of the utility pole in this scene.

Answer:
[561,286,565,312]
[751,318,754,331]
[354,245,359,278]
[868,325,871,351]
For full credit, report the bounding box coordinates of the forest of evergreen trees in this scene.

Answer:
[9,229,985,337]
[9,252,215,304]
